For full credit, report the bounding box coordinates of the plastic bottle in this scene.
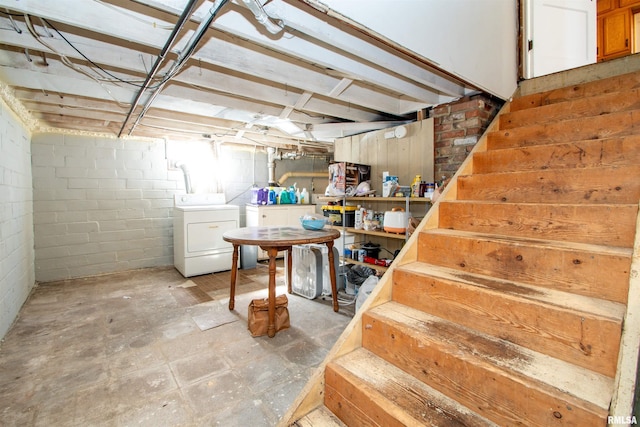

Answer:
[295,188,301,204]
[411,174,421,198]
[268,188,276,205]
[354,205,363,230]
[289,186,297,204]
[300,188,309,204]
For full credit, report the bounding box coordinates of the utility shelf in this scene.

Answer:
[318,196,431,203]
[328,225,407,240]
[340,256,389,272]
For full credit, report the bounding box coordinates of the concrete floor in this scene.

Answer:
[0,261,355,426]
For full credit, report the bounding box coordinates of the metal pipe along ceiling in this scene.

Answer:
[128,0,229,136]
[118,0,229,137]
[117,0,200,137]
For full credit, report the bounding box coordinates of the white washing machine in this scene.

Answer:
[173,193,240,277]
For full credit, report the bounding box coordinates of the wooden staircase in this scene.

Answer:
[282,62,640,426]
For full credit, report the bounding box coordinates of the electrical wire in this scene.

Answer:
[23,14,131,108]
[41,18,161,90]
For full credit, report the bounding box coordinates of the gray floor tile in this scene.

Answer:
[0,263,354,426]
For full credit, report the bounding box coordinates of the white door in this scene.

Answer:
[524,0,597,78]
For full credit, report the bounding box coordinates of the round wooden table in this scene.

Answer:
[223,226,341,337]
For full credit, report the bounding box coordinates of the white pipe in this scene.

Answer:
[175,162,192,194]
[278,171,328,186]
[267,147,277,185]
[241,0,284,34]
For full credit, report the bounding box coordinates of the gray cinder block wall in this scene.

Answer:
[0,100,34,339]
[31,134,184,283]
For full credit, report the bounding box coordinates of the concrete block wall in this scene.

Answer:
[31,135,330,283]
[0,99,34,339]
[31,134,184,282]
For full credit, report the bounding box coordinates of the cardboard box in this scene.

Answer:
[328,162,371,196]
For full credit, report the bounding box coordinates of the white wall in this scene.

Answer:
[30,134,330,282]
[319,0,519,100]
[0,99,34,339]
[31,134,183,282]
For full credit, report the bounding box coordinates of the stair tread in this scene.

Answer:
[473,135,640,172]
[396,261,626,322]
[329,347,498,427]
[457,163,640,204]
[438,200,638,248]
[292,405,347,427]
[368,301,615,411]
[511,70,640,111]
[422,227,633,257]
[486,109,640,149]
[501,87,640,129]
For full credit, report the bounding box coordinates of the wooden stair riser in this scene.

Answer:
[416,230,631,303]
[325,349,497,427]
[456,165,640,204]
[324,376,382,427]
[500,88,640,130]
[438,201,639,248]
[361,307,609,426]
[473,135,640,174]
[392,267,622,377]
[510,71,640,112]
[486,110,640,150]
[293,406,347,427]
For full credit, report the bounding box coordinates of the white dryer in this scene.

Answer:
[173,193,239,277]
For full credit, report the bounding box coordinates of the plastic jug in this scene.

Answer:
[279,190,291,204]
[300,188,309,204]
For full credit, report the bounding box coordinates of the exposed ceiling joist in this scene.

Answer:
[0,0,476,152]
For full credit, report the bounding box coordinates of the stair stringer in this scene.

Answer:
[610,202,640,420]
[278,100,512,427]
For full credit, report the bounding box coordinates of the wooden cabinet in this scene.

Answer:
[246,204,316,259]
[598,0,615,14]
[601,9,632,59]
[619,0,640,8]
[597,0,636,62]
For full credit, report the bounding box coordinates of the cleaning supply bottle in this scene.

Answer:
[354,205,363,230]
[268,187,276,205]
[300,188,309,204]
[295,188,301,204]
[411,174,421,198]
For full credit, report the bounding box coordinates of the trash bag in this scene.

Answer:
[346,265,376,286]
[356,275,379,312]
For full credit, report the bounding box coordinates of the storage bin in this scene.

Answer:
[322,205,357,227]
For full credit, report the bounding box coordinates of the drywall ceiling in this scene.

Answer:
[0,0,478,152]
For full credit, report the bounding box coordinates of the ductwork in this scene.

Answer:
[267,147,278,186]
[175,162,192,194]
[277,171,328,186]
[241,0,284,34]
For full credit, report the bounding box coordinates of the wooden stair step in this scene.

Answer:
[501,87,640,130]
[325,347,498,427]
[291,405,347,427]
[362,302,613,426]
[510,70,640,112]
[438,200,639,248]
[473,135,640,174]
[417,228,632,303]
[456,164,640,205]
[486,109,640,150]
[392,262,625,377]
